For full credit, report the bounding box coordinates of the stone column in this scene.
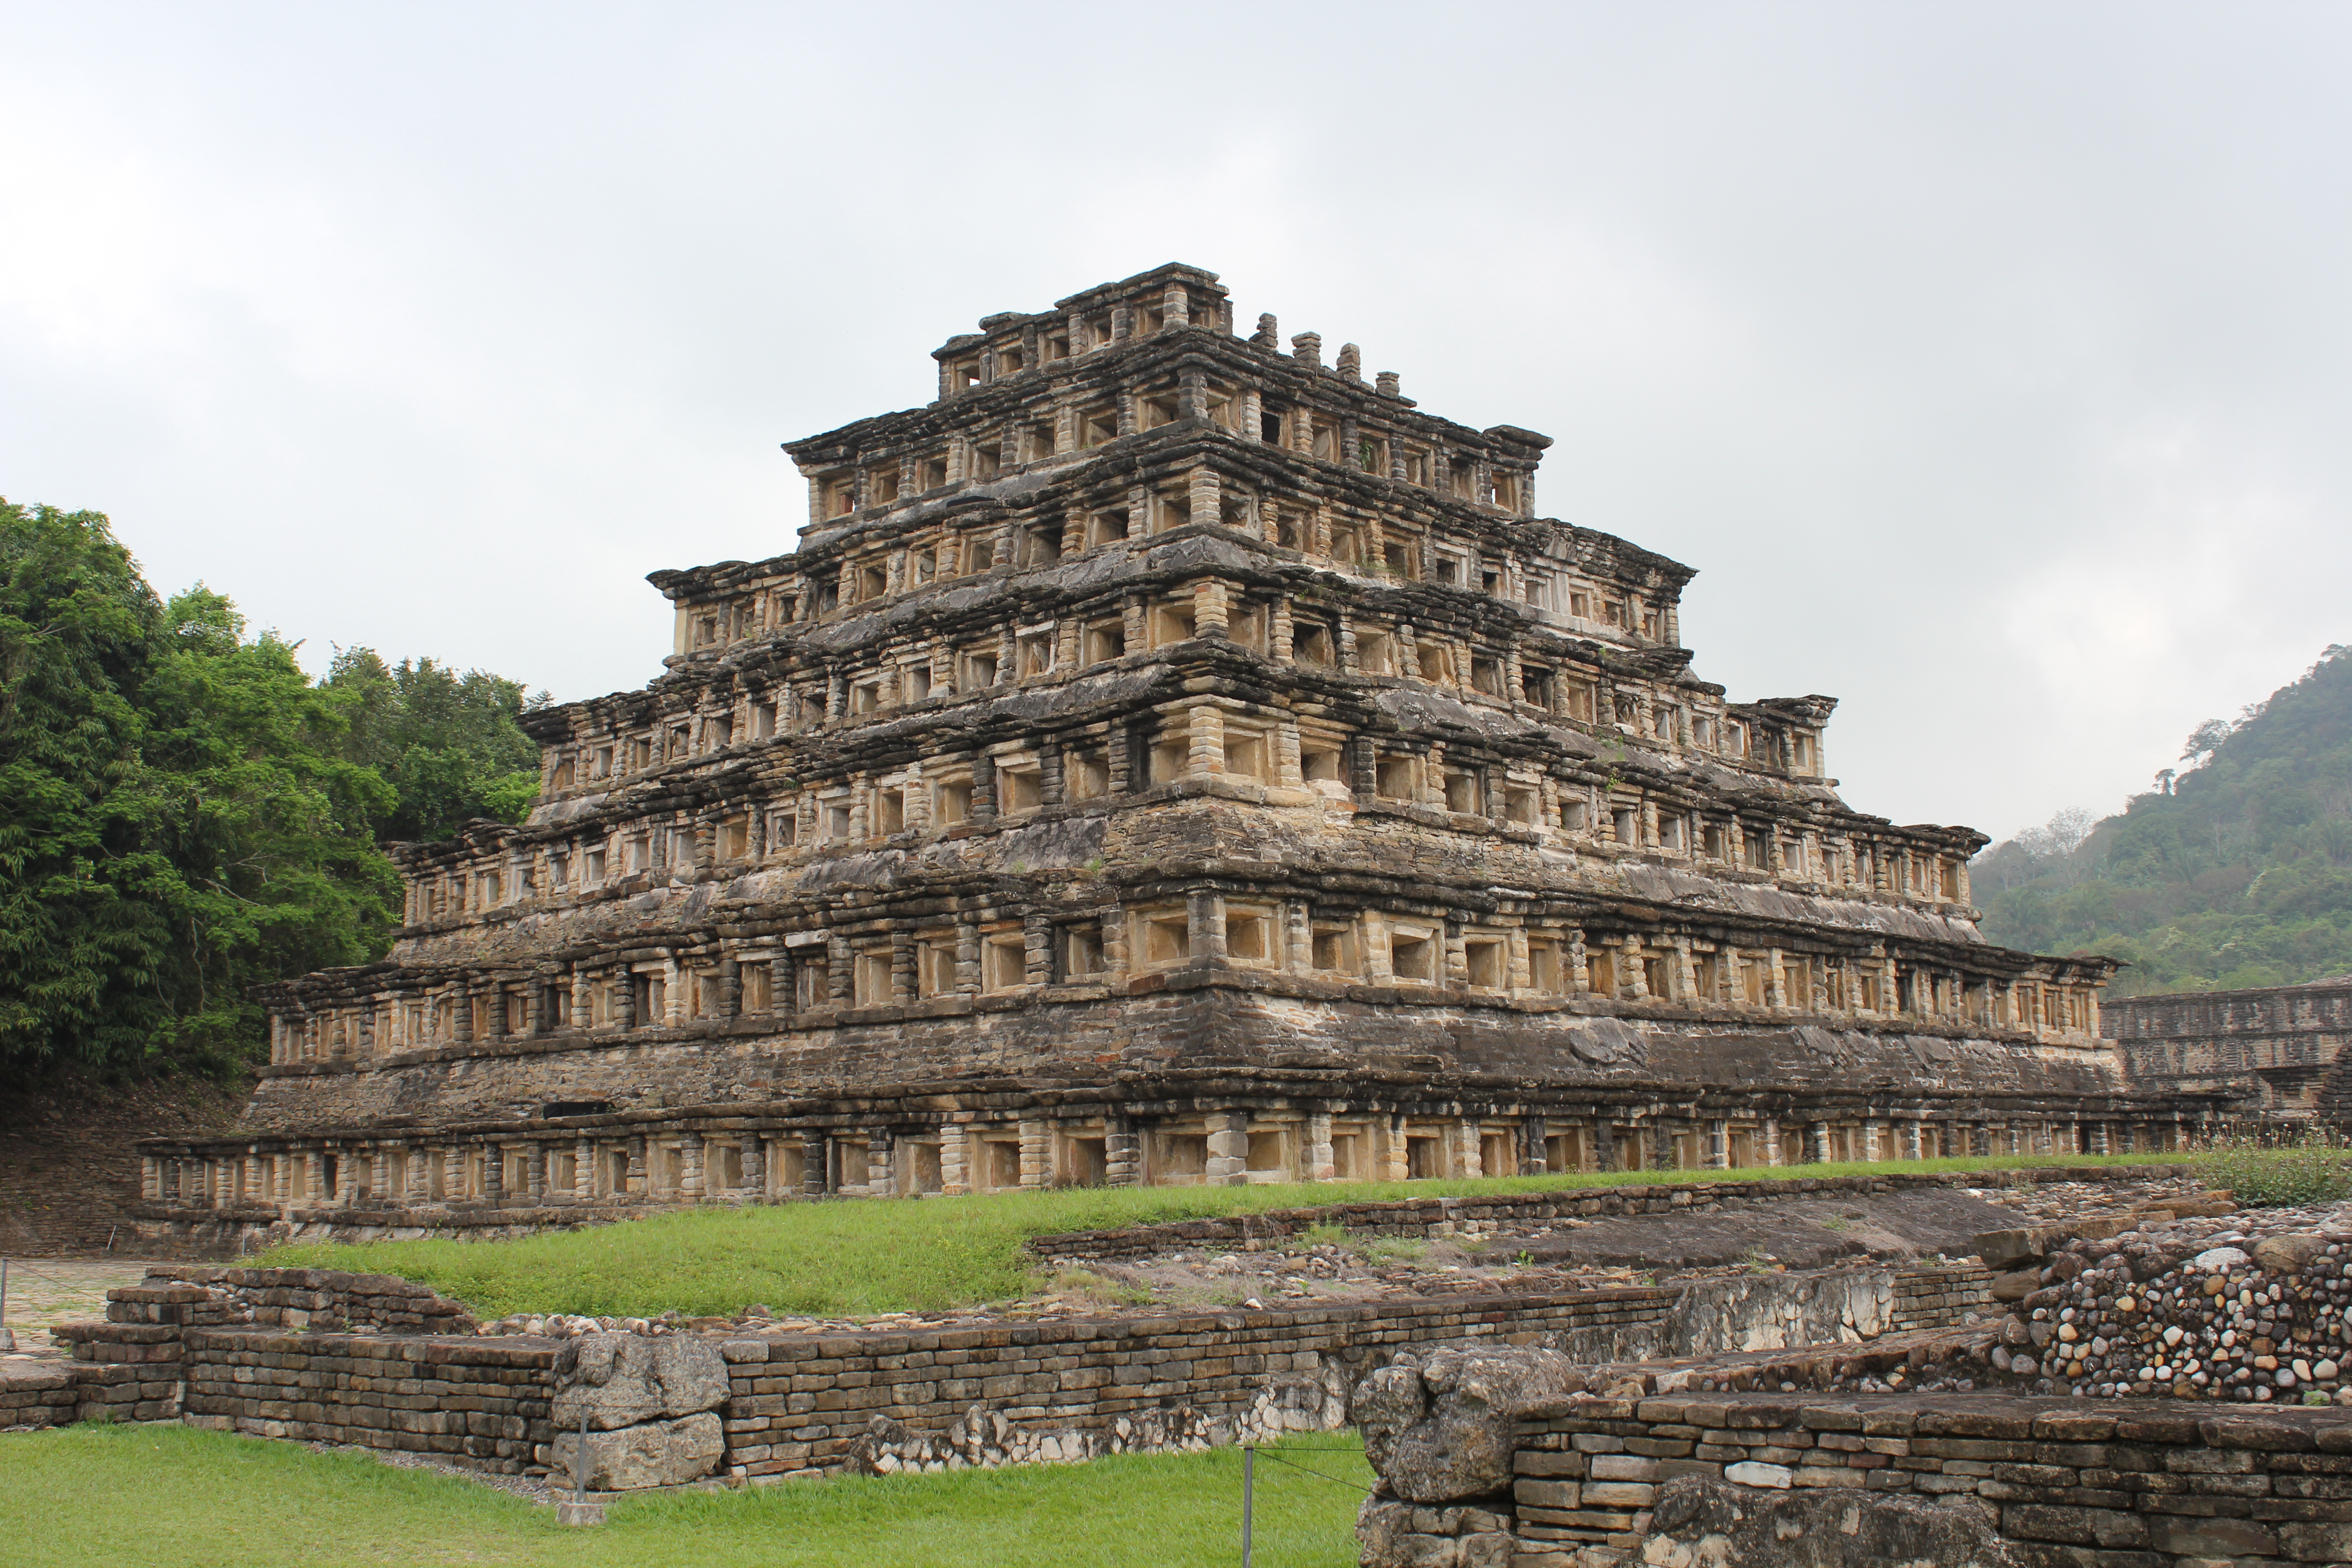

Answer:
[1705,1119,1729,1170]
[574,1138,594,1199]
[1454,1118,1483,1180]
[482,1143,505,1204]
[1806,1121,1831,1165]
[1901,1121,1923,1162]
[860,1129,888,1196]
[1205,1112,1250,1186]
[1305,1112,1335,1181]
[801,1131,828,1196]
[741,1134,765,1195]
[1762,1117,1782,1167]
[941,1130,970,1196]
[626,1135,647,1195]
[1593,1116,1617,1172]
[1019,1121,1050,1189]
[1104,1117,1142,1187]
[679,1133,705,1199]
[444,1146,466,1200]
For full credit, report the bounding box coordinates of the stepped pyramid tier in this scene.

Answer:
[136,264,2213,1242]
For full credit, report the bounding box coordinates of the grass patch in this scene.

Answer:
[2193,1132,2352,1208]
[1,1421,1369,1568]
[262,1152,2182,1320]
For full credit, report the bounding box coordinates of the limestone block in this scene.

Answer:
[1642,1474,2019,1567]
[2253,1233,2324,1275]
[1351,1348,1589,1504]
[550,1411,724,1490]
[552,1333,728,1431]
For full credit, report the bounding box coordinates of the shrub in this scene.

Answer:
[2193,1129,2352,1208]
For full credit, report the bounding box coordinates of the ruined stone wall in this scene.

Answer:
[12,1261,2005,1480]
[181,1330,554,1472]
[2111,977,2352,1121]
[1494,1390,2352,1566]
[1025,1166,2177,1264]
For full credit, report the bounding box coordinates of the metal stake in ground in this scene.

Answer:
[555,1404,606,1526]
[1240,1446,1254,1568]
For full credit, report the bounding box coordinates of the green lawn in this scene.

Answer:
[0,1422,1372,1568]
[263,1153,2184,1320]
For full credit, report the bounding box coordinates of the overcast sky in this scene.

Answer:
[3,2,2346,845]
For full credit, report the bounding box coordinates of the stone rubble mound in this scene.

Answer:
[1997,1214,2352,1403]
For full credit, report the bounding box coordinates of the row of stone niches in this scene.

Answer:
[275,904,2103,1071]
[147,1107,2190,1215]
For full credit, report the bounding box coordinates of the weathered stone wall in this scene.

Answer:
[1502,1390,2352,1566]
[2111,976,2352,1121]
[181,1329,554,1472]
[0,1367,78,1430]
[1026,1166,2174,1263]
[10,1260,2002,1483]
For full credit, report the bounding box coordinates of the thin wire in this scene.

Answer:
[1248,1446,1380,1498]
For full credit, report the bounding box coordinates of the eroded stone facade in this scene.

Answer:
[2109,976,2352,1123]
[136,264,2201,1240]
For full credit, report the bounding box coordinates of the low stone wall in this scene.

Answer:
[721,1289,1660,1480]
[1509,1390,2352,1566]
[1353,1353,2352,1567]
[8,1259,2003,1489]
[0,1366,79,1430]
[1894,1261,1994,1327]
[144,1264,479,1334]
[181,1328,553,1471]
[1024,1164,2187,1263]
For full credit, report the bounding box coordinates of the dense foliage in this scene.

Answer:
[0,498,544,1079]
[322,648,542,842]
[1976,645,2352,995]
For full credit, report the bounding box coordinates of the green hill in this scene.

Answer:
[1973,645,2352,996]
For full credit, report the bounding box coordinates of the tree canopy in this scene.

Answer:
[1975,645,2352,995]
[0,498,544,1080]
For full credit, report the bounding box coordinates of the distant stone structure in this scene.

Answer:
[2107,975,2352,1123]
[132,263,2198,1247]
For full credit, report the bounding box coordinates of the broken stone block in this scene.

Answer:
[1352,1348,1588,1504]
[1644,1474,2019,1567]
[552,1332,727,1430]
[549,1411,724,1490]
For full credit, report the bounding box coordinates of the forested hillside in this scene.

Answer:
[1975,645,2352,996]
[0,499,544,1079]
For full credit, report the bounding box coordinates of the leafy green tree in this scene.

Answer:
[1,495,546,1080]
[0,501,176,1072]
[323,648,544,841]
[132,586,400,1068]
[1977,646,2352,995]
